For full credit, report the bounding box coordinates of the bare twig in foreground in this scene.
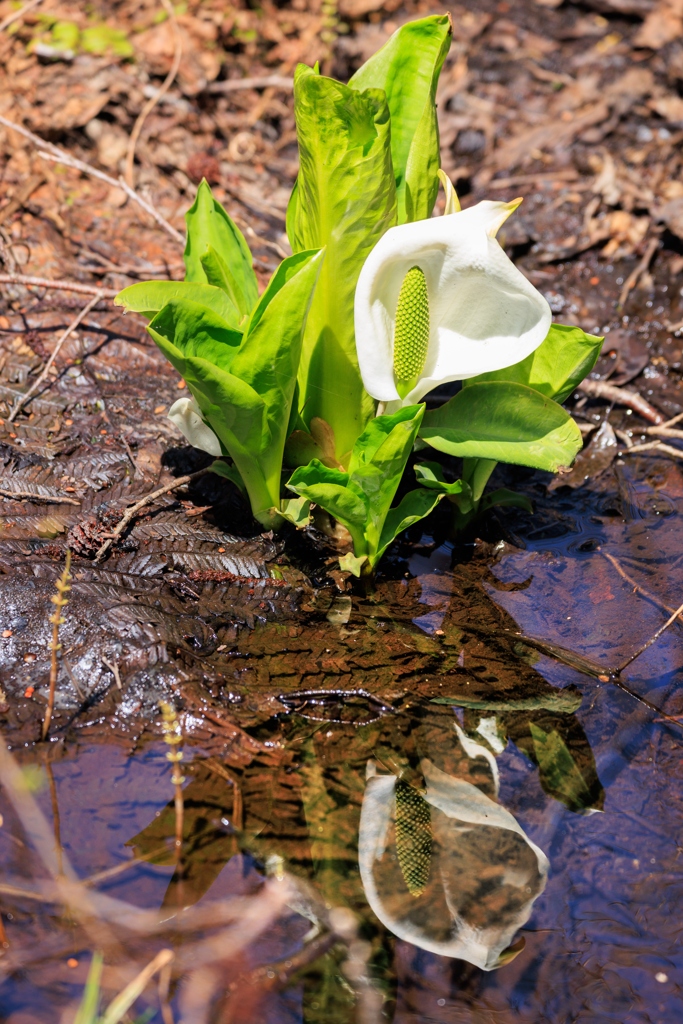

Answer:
[618,235,660,310]
[92,467,211,563]
[124,0,182,188]
[0,114,184,245]
[577,379,664,424]
[7,291,104,422]
[0,487,81,505]
[205,75,294,93]
[0,272,118,298]
[0,0,45,33]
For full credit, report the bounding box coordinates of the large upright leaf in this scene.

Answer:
[420,381,583,471]
[466,324,604,404]
[287,65,397,464]
[184,179,259,317]
[349,14,452,223]
[231,249,324,459]
[114,279,242,328]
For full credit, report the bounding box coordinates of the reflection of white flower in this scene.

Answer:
[358,729,548,970]
[354,200,552,408]
[168,395,222,457]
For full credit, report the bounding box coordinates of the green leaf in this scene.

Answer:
[208,459,246,494]
[231,249,324,457]
[375,488,443,563]
[420,381,583,472]
[115,280,242,329]
[349,14,452,223]
[287,459,368,545]
[73,953,103,1024]
[184,180,258,317]
[466,323,604,404]
[431,691,583,713]
[348,405,425,539]
[148,300,243,374]
[339,552,368,577]
[480,488,533,513]
[414,461,466,496]
[288,65,396,463]
[279,496,312,527]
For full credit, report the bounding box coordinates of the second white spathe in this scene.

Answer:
[354,199,552,408]
[168,394,222,457]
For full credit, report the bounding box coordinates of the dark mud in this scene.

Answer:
[3,0,683,1019]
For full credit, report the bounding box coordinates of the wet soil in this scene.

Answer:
[3,0,683,1020]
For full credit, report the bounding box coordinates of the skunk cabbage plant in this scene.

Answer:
[116,13,602,570]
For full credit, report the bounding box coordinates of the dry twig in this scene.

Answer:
[0,487,80,505]
[0,0,45,33]
[618,236,660,310]
[577,379,663,424]
[206,74,294,94]
[0,272,118,298]
[124,0,182,188]
[8,290,104,422]
[0,114,184,244]
[92,467,211,563]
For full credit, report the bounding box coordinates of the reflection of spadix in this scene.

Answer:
[359,744,548,970]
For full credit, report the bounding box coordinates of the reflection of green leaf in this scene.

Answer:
[529,722,594,812]
[502,712,603,813]
[432,690,582,713]
[126,761,240,911]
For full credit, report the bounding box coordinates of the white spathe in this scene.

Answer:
[354,200,552,407]
[168,395,222,457]
[358,729,549,971]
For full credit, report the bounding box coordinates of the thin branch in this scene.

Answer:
[618,235,660,310]
[124,0,182,188]
[0,0,45,33]
[616,600,683,673]
[0,272,118,298]
[0,487,81,505]
[205,74,294,94]
[577,379,664,424]
[39,152,185,244]
[0,114,184,245]
[7,291,104,422]
[600,549,682,621]
[92,467,211,563]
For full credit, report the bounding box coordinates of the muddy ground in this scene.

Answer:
[2,0,683,1021]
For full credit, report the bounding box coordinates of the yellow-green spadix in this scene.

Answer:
[354,199,552,409]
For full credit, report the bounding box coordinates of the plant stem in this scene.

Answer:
[42,551,71,742]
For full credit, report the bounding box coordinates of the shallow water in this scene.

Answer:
[1,454,683,1023]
